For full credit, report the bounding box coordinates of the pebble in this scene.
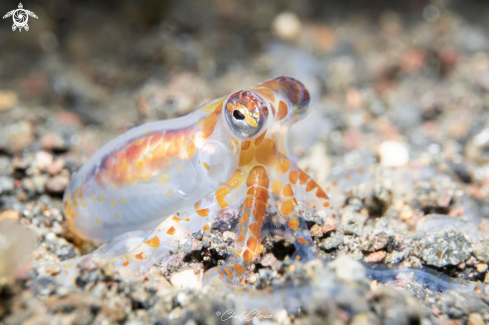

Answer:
[328,255,366,281]
[182,238,202,254]
[40,132,68,151]
[361,232,389,252]
[322,218,337,233]
[467,129,489,163]
[476,263,488,273]
[469,313,485,325]
[318,231,344,250]
[0,90,18,111]
[378,141,409,167]
[3,121,34,154]
[47,159,64,175]
[12,156,32,170]
[413,230,472,267]
[260,253,277,267]
[367,250,386,263]
[34,151,54,171]
[0,177,14,194]
[309,224,323,237]
[349,312,381,325]
[342,212,365,237]
[473,242,489,263]
[0,210,19,220]
[23,175,48,193]
[0,220,37,279]
[45,232,57,243]
[275,309,289,324]
[438,290,489,318]
[170,269,202,290]
[272,12,302,42]
[45,175,69,193]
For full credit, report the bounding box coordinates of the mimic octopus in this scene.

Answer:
[61,76,334,285]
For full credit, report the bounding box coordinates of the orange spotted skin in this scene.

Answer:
[95,126,197,189]
[61,76,333,288]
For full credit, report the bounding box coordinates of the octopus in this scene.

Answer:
[62,76,334,285]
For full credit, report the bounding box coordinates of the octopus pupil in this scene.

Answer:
[233,110,246,120]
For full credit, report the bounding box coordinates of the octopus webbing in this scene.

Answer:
[62,76,334,285]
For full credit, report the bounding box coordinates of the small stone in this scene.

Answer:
[275,309,289,324]
[342,212,365,237]
[309,224,323,237]
[385,250,406,264]
[56,110,82,126]
[328,255,365,281]
[0,90,18,110]
[45,232,57,243]
[468,128,489,163]
[367,250,386,263]
[31,276,57,296]
[47,159,64,176]
[400,48,427,72]
[182,238,202,254]
[350,312,380,325]
[473,242,489,263]
[165,252,186,269]
[23,175,48,192]
[0,177,14,194]
[34,151,54,171]
[170,269,202,290]
[378,141,409,167]
[322,218,337,233]
[45,175,69,193]
[40,132,67,151]
[361,232,389,252]
[5,121,34,153]
[272,12,302,42]
[222,231,236,242]
[12,156,31,170]
[468,313,485,325]
[309,24,337,53]
[432,308,442,317]
[413,230,472,267]
[0,210,19,220]
[476,263,488,273]
[440,320,462,325]
[318,231,344,251]
[400,205,413,221]
[438,290,489,317]
[466,256,478,266]
[260,253,277,267]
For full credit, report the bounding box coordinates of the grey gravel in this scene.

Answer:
[412,230,472,267]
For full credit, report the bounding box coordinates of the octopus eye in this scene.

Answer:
[223,90,268,139]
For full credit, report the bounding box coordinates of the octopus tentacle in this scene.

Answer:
[205,166,270,285]
[55,186,245,283]
[266,160,320,262]
[291,167,333,219]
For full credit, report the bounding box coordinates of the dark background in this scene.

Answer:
[0,0,488,176]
